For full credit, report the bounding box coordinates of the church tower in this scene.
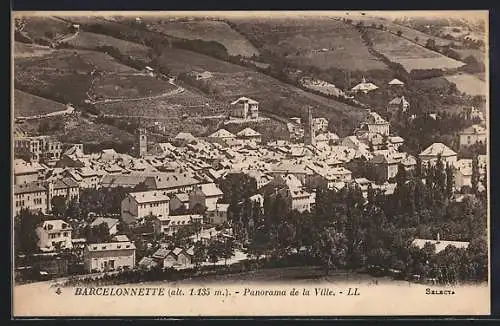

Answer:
[304,106,315,145]
[136,128,147,158]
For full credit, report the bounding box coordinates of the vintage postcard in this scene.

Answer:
[11,10,490,316]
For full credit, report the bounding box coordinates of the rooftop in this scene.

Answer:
[87,241,136,252]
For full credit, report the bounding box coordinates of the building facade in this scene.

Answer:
[83,241,136,272]
[121,190,170,224]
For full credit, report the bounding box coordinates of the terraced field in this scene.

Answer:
[157,47,366,136]
[14,16,71,42]
[365,29,465,71]
[14,42,55,58]
[63,31,151,60]
[145,19,260,57]
[14,49,176,106]
[444,73,487,96]
[231,18,388,71]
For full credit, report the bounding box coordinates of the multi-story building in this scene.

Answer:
[83,241,136,272]
[230,97,259,120]
[419,142,457,167]
[13,159,42,185]
[36,219,73,252]
[121,190,170,224]
[153,214,203,236]
[189,183,224,212]
[459,124,487,148]
[14,135,63,164]
[14,182,48,215]
[360,110,390,136]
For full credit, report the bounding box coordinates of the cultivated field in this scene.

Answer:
[14,49,175,105]
[63,31,151,60]
[14,89,67,117]
[456,48,486,64]
[365,29,465,71]
[145,19,260,57]
[14,16,71,42]
[14,42,55,58]
[444,73,487,96]
[231,18,388,71]
[157,47,366,136]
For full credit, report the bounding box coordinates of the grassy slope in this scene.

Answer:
[14,48,176,105]
[14,42,55,59]
[14,89,67,117]
[15,16,70,42]
[64,31,151,60]
[145,19,260,57]
[365,29,465,71]
[230,17,387,71]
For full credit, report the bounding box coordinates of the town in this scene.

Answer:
[13,13,488,287]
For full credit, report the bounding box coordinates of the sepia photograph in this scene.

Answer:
[11,10,490,316]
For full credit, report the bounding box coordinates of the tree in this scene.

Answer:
[207,241,222,265]
[445,164,455,198]
[425,38,437,50]
[15,209,42,255]
[397,30,403,37]
[84,223,110,243]
[192,242,207,267]
[471,157,480,194]
[51,195,67,217]
[65,197,82,220]
[312,227,348,275]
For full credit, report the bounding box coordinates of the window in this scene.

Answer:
[63,232,68,237]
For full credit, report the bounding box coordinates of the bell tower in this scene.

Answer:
[304,106,315,145]
[137,128,147,158]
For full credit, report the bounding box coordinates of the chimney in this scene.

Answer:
[436,232,440,243]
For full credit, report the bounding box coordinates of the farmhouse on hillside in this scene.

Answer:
[230,97,259,120]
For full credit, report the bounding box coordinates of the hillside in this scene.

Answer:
[157,47,366,136]
[14,42,55,59]
[229,17,388,71]
[14,49,176,107]
[144,19,259,57]
[14,16,71,44]
[14,89,67,117]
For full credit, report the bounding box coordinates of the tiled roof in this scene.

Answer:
[129,190,170,204]
[419,143,457,157]
[41,219,72,231]
[14,182,46,194]
[208,129,236,139]
[231,97,259,105]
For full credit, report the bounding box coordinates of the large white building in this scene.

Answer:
[419,143,457,167]
[83,241,136,272]
[459,124,487,148]
[36,219,73,252]
[189,183,224,212]
[230,97,259,120]
[121,190,170,224]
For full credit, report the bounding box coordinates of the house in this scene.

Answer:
[388,78,405,86]
[360,110,390,136]
[14,182,48,215]
[312,118,329,133]
[69,167,101,189]
[169,193,190,212]
[48,178,80,204]
[192,70,213,80]
[36,219,73,252]
[369,153,400,182]
[307,167,353,189]
[411,234,469,254]
[454,159,473,190]
[236,128,262,144]
[83,241,136,273]
[459,124,487,148]
[14,159,41,185]
[121,190,170,224]
[206,203,229,225]
[90,217,120,236]
[387,96,410,115]
[288,188,314,213]
[388,136,404,150]
[100,174,150,189]
[173,132,197,146]
[138,256,159,270]
[419,143,457,166]
[14,135,63,164]
[461,106,485,122]
[207,129,236,144]
[152,247,192,268]
[351,77,379,93]
[230,97,259,120]
[189,183,224,212]
[153,214,203,236]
